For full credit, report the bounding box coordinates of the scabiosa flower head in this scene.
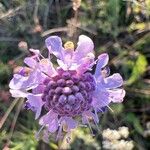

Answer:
[9,35,125,141]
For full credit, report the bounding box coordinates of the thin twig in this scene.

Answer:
[55,0,62,26]
[0,6,23,20]
[4,99,24,147]
[0,37,21,42]
[43,0,53,29]
[33,0,39,25]
[78,26,97,35]
[14,53,26,61]
[126,87,150,95]
[0,99,19,129]
[126,106,150,112]
[41,27,68,37]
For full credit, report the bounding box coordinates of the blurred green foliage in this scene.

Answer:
[127,54,148,85]
[0,0,150,149]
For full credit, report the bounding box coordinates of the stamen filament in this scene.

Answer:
[35,125,45,140]
[86,116,95,137]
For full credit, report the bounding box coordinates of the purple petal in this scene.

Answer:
[32,85,45,94]
[57,59,79,71]
[9,74,30,90]
[103,73,123,88]
[27,70,45,87]
[63,51,74,69]
[94,53,109,78]
[73,35,94,61]
[29,48,40,55]
[39,111,59,133]
[27,94,44,119]
[24,57,37,68]
[76,55,94,74]
[45,36,64,60]
[9,70,45,90]
[62,117,78,131]
[39,58,57,76]
[57,59,69,70]
[17,67,30,76]
[92,90,111,108]
[94,76,112,108]
[9,89,29,98]
[82,111,99,124]
[108,89,126,103]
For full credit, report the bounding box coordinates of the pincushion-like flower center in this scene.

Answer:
[42,69,95,117]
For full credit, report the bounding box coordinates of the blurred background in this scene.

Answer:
[0,0,150,149]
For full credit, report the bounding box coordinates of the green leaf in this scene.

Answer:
[127,54,147,85]
[125,113,143,134]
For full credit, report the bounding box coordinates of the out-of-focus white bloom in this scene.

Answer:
[102,128,121,140]
[18,41,28,52]
[72,0,81,11]
[146,122,150,130]
[103,140,134,150]
[102,127,134,150]
[143,122,150,138]
[116,140,134,150]
[118,126,129,138]
[102,140,112,149]
[143,130,150,138]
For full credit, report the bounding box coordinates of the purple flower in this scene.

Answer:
[9,35,125,140]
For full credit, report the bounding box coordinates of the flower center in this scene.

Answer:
[42,69,95,117]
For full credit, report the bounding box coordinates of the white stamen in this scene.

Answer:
[107,106,114,113]
[35,125,44,140]
[56,123,63,141]
[40,53,45,59]
[89,58,99,68]
[85,116,95,137]
[79,124,88,127]
[94,108,99,123]
[93,113,100,132]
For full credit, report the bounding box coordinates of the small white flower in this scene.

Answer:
[118,126,129,138]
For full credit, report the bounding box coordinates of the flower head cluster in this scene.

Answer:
[9,35,125,140]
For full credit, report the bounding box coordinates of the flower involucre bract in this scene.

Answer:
[9,35,125,141]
